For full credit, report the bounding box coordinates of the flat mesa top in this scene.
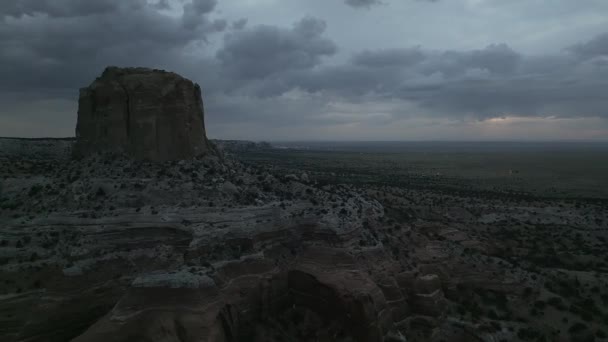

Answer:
[93,66,188,83]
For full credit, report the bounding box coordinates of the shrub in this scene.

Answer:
[28,184,43,197]
[568,322,588,334]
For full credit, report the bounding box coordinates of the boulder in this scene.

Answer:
[285,174,299,181]
[413,274,442,294]
[75,67,213,161]
[220,181,239,195]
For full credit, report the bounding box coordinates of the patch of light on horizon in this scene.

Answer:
[484,115,566,124]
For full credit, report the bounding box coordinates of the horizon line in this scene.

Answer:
[2,136,608,143]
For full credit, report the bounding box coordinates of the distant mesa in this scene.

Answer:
[75,66,213,161]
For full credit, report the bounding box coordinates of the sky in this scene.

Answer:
[1,0,608,141]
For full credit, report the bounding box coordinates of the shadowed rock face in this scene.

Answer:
[72,254,395,342]
[75,67,212,161]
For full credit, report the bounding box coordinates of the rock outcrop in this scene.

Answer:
[75,67,212,161]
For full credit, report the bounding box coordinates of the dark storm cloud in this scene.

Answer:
[153,0,171,11]
[216,32,608,120]
[231,18,248,30]
[399,43,602,118]
[428,44,522,76]
[216,17,337,80]
[344,0,383,9]
[352,48,425,67]
[182,0,218,29]
[0,0,224,93]
[214,40,524,99]
[284,65,404,98]
[390,40,607,119]
[210,18,228,31]
[398,77,608,119]
[344,0,437,8]
[569,32,608,59]
[185,0,216,14]
[0,0,128,18]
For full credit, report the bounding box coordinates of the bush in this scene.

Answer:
[95,187,106,197]
[28,184,43,197]
[517,327,541,340]
[569,322,588,334]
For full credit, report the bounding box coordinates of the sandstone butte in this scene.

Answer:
[75,67,213,161]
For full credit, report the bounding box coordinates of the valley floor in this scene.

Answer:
[234,145,608,342]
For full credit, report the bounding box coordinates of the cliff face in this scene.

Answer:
[75,67,212,161]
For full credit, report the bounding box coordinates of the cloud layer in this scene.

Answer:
[1,0,607,140]
[344,0,383,9]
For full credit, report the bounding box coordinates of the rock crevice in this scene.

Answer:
[115,79,131,140]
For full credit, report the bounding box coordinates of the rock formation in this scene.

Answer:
[75,67,212,161]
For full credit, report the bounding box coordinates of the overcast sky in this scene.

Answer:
[1,0,608,141]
